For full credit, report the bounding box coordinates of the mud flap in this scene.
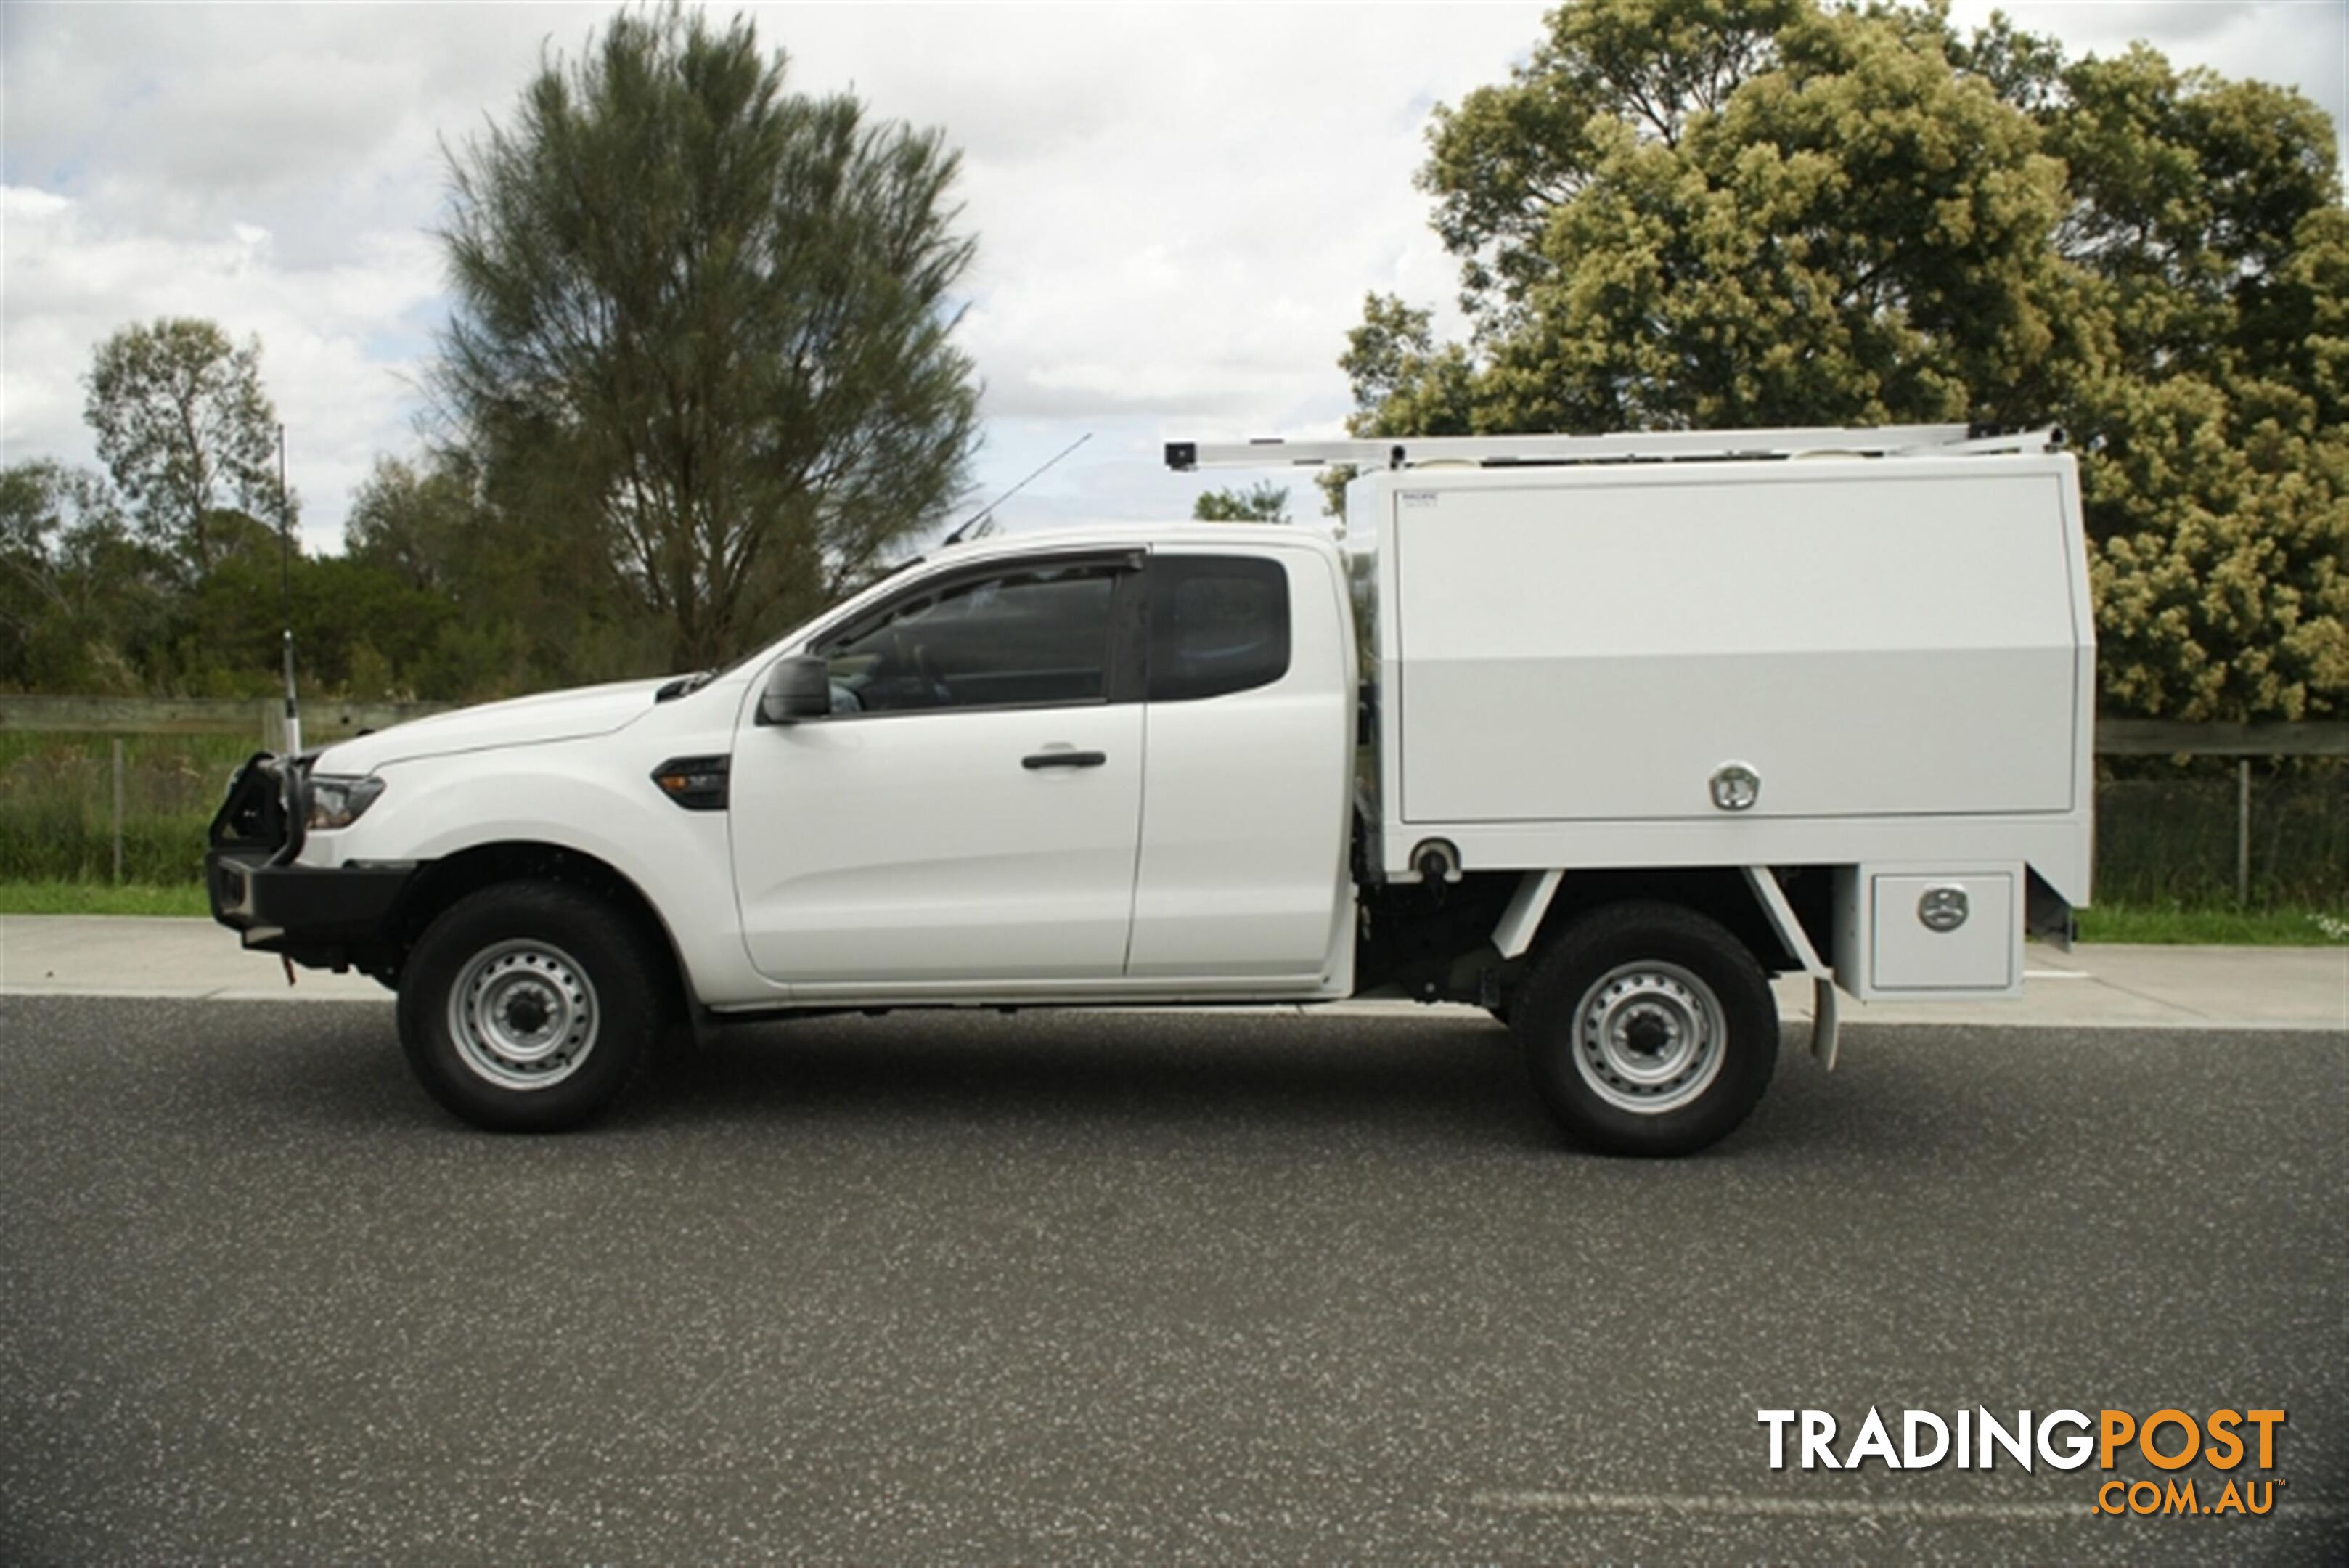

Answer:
[1812,975,1840,1071]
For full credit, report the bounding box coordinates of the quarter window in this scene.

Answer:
[1148,556,1291,701]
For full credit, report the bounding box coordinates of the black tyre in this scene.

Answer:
[1515,900,1777,1156]
[396,881,665,1132]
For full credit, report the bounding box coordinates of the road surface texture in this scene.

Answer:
[2,996,2344,1563]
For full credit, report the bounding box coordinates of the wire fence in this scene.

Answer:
[0,700,448,885]
[0,732,253,883]
[2096,771,2347,907]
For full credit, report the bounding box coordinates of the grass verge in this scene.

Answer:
[0,880,212,917]
[2072,903,2347,946]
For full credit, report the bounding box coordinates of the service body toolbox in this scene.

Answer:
[1343,441,2091,1000]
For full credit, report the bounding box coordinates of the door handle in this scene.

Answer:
[1023,749,1107,770]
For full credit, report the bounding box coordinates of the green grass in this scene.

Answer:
[2073,902,2347,947]
[0,879,212,916]
[0,731,255,884]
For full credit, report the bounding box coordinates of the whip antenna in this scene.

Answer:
[941,431,1091,546]
[277,424,301,756]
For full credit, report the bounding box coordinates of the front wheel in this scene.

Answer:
[1515,901,1778,1156]
[396,881,664,1132]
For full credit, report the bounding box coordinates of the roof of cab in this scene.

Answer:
[924,519,1338,563]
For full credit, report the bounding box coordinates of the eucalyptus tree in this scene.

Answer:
[83,318,285,582]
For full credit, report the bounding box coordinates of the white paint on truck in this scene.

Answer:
[1360,454,2093,906]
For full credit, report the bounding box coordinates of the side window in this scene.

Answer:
[820,565,1116,716]
[1148,556,1291,702]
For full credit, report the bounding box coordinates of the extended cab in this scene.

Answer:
[208,425,2093,1153]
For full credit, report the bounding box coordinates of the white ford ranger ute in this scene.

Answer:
[207,426,2093,1154]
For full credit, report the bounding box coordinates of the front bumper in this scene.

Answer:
[206,848,418,955]
[205,752,419,968]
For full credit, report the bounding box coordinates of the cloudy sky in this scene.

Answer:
[4,1,2344,552]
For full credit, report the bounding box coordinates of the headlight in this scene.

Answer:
[306,775,387,830]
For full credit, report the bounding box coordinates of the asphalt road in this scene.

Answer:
[1,996,2344,1564]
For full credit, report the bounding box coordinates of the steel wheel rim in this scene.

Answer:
[1570,960,1727,1115]
[447,939,599,1091]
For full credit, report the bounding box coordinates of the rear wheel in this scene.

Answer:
[1515,901,1777,1156]
[396,881,664,1132]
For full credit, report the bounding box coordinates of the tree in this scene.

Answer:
[434,1,982,671]
[346,451,657,697]
[176,544,463,703]
[1389,0,2078,435]
[2029,48,2349,719]
[345,454,482,595]
[1192,481,1292,523]
[0,461,173,692]
[1347,0,2348,720]
[83,319,286,581]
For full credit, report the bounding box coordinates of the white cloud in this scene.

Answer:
[1947,1,2348,166]
[2,0,2341,546]
[1,187,442,552]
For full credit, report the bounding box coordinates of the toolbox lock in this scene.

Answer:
[1919,886,1972,933]
[1709,762,1761,812]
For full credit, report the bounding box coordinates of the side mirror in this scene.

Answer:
[758,656,832,725]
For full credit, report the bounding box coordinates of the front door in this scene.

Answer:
[729,555,1144,991]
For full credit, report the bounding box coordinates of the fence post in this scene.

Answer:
[111,738,126,886]
[2236,759,2252,906]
